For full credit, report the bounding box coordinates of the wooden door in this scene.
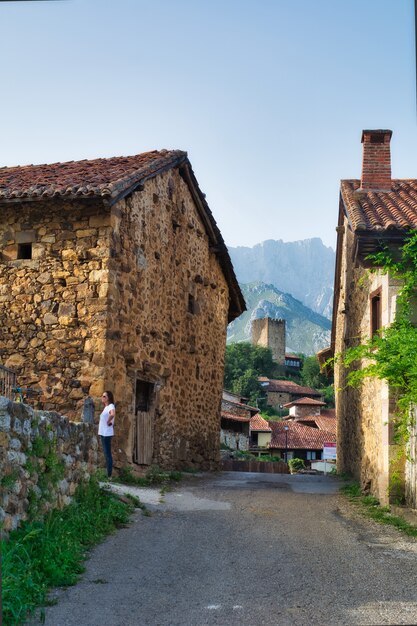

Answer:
[135,410,153,465]
[133,379,155,465]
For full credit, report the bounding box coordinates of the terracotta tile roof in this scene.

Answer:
[340,179,417,234]
[0,150,246,322]
[0,150,187,204]
[269,421,336,450]
[249,414,272,432]
[283,397,326,407]
[259,378,321,397]
[221,411,251,423]
[295,415,336,433]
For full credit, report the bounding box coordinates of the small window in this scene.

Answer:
[17,243,32,259]
[370,289,382,337]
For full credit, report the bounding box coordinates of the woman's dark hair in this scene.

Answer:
[105,390,115,404]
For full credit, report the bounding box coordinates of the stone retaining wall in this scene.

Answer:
[0,397,99,533]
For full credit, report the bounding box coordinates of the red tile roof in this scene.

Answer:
[0,150,246,322]
[221,411,251,423]
[341,179,417,234]
[249,414,272,432]
[295,415,336,433]
[259,378,321,397]
[269,421,336,450]
[0,150,187,204]
[283,397,326,407]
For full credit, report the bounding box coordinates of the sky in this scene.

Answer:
[1,0,416,251]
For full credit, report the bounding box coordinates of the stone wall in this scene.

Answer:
[292,406,321,418]
[0,199,112,419]
[0,166,234,471]
[251,318,285,364]
[266,390,291,409]
[220,429,249,451]
[334,220,400,505]
[100,169,231,470]
[0,397,98,533]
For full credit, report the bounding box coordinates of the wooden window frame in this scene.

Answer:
[370,287,382,338]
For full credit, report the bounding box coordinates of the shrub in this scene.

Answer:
[288,458,305,472]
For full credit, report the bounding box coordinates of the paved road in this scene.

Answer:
[38,472,417,626]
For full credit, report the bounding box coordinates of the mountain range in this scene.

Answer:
[228,238,335,319]
[227,282,331,355]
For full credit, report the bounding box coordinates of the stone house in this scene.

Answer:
[283,397,326,419]
[220,392,258,451]
[249,413,272,449]
[0,150,245,470]
[330,129,417,505]
[258,377,322,410]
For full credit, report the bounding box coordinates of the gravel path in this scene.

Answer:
[34,472,417,626]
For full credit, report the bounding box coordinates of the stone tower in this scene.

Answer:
[251,317,286,364]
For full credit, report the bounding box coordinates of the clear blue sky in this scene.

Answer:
[2,0,416,250]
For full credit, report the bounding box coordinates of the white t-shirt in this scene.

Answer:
[98,403,115,437]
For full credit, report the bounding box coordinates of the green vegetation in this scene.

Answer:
[334,231,417,497]
[116,464,183,487]
[23,435,65,518]
[224,343,334,408]
[0,469,19,490]
[2,476,134,626]
[341,482,417,537]
[224,342,278,403]
[288,458,305,472]
[260,405,286,421]
[301,355,335,407]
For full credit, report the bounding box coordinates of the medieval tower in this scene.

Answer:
[251,318,286,364]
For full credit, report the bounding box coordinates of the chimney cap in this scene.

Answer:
[361,129,392,143]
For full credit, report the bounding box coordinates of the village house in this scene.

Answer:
[258,376,322,411]
[0,150,245,470]
[329,129,417,506]
[220,391,259,451]
[249,412,272,449]
[269,403,336,463]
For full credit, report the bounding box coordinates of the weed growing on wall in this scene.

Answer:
[334,231,417,493]
[2,476,134,626]
[23,434,65,518]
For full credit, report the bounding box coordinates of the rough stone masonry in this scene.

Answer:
[0,397,98,533]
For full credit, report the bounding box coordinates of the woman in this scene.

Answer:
[99,390,115,479]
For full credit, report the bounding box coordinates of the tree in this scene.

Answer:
[224,343,276,403]
[300,355,328,388]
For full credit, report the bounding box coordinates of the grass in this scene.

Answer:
[1,476,135,626]
[115,464,183,487]
[341,482,417,538]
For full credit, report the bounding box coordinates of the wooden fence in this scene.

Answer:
[221,459,289,474]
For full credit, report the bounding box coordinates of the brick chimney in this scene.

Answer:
[360,129,392,191]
